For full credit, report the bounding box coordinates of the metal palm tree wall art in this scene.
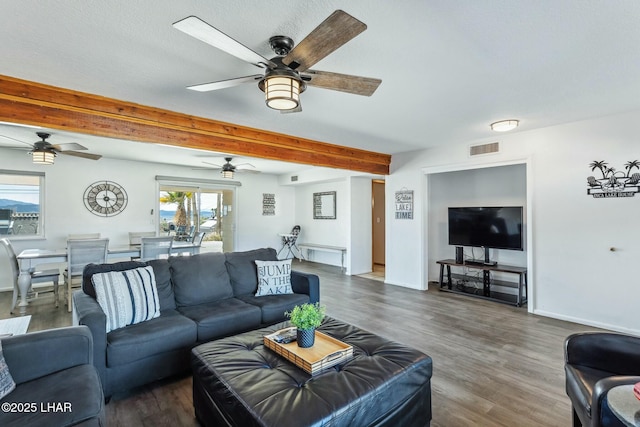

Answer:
[587,160,640,197]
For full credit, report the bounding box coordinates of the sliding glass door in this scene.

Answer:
[158,181,236,252]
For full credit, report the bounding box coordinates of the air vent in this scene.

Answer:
[469,142,500,156]
[290,175,298,182]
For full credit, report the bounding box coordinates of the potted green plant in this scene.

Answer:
[285,302,326,348]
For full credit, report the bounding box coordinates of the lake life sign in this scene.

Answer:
[395,190,414,219]
[587,160,640,198]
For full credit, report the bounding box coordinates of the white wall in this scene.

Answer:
[349,177,373,275]
[386,110,640,335]
[289,176,374,275]
[234,172,296,252]
[294,179,350,270]
[0,148,295,290]
[280,167,381,275]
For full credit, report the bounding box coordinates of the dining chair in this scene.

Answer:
[192,231,206,246]
[128,231,156,245]
[140,236,174,261]
[170,231,206,257]
[64,238,109,312]
[128,231,157,260]
[1,238,60,314]
[0,209,14,235]
[174,225,191,241]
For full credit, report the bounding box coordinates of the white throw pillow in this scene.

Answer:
[92,266,160,333]
[255,259,293,296]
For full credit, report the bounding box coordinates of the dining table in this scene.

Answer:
[15,242,200,313]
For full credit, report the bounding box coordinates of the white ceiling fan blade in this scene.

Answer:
[52,142,88,151]
[233,162,255,168]
[0,133,32,147]
[173,16,276,69]
[202,161,223,168]
[192,161,223,170]
[187,75,263,92]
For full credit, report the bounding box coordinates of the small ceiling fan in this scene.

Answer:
[173,10,381,112]
[0,131,102,164]
[194,157,260,179]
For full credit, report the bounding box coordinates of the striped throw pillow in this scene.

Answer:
[91,266,160,333]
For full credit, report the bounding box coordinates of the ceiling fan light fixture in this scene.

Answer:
[490,119,519,132]
[31,148,56,165]
[263,75,301,110]
[221,170,234,179]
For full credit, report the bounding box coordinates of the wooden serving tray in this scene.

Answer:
[264,327,353,375]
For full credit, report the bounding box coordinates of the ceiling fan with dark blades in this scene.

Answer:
[172,10,381,112]
[193,157,261,178]
[0,131,102,164]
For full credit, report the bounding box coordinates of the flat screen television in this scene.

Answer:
[448,206,524,251]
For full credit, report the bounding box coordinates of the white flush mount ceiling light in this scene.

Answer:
[490,119,519,132]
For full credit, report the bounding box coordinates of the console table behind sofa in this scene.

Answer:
[298,243,347,272]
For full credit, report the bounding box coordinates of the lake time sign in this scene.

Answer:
[395,190,414,219]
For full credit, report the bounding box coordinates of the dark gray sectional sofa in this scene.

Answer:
[73,247,320,399]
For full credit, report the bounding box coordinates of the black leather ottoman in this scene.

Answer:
[191,317,432,427]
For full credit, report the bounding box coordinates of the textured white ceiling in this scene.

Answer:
[1,0,640,172]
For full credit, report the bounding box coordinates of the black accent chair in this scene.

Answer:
[564,332,640,427]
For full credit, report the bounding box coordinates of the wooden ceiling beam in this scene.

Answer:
[0,75,390,174]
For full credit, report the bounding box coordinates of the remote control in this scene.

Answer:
[273,329,297,344]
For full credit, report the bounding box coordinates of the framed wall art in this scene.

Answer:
[262,193,275,215]
[313,191,336,219]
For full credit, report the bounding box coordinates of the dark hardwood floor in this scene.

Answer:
[0,261,598,426]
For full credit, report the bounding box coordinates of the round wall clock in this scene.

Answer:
[83,180,128,217]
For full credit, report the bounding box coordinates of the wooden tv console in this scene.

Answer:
[436,259,527,307]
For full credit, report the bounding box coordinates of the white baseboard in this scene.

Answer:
[534,309,640,336]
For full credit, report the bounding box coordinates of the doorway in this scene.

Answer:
[371,180,385,279]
